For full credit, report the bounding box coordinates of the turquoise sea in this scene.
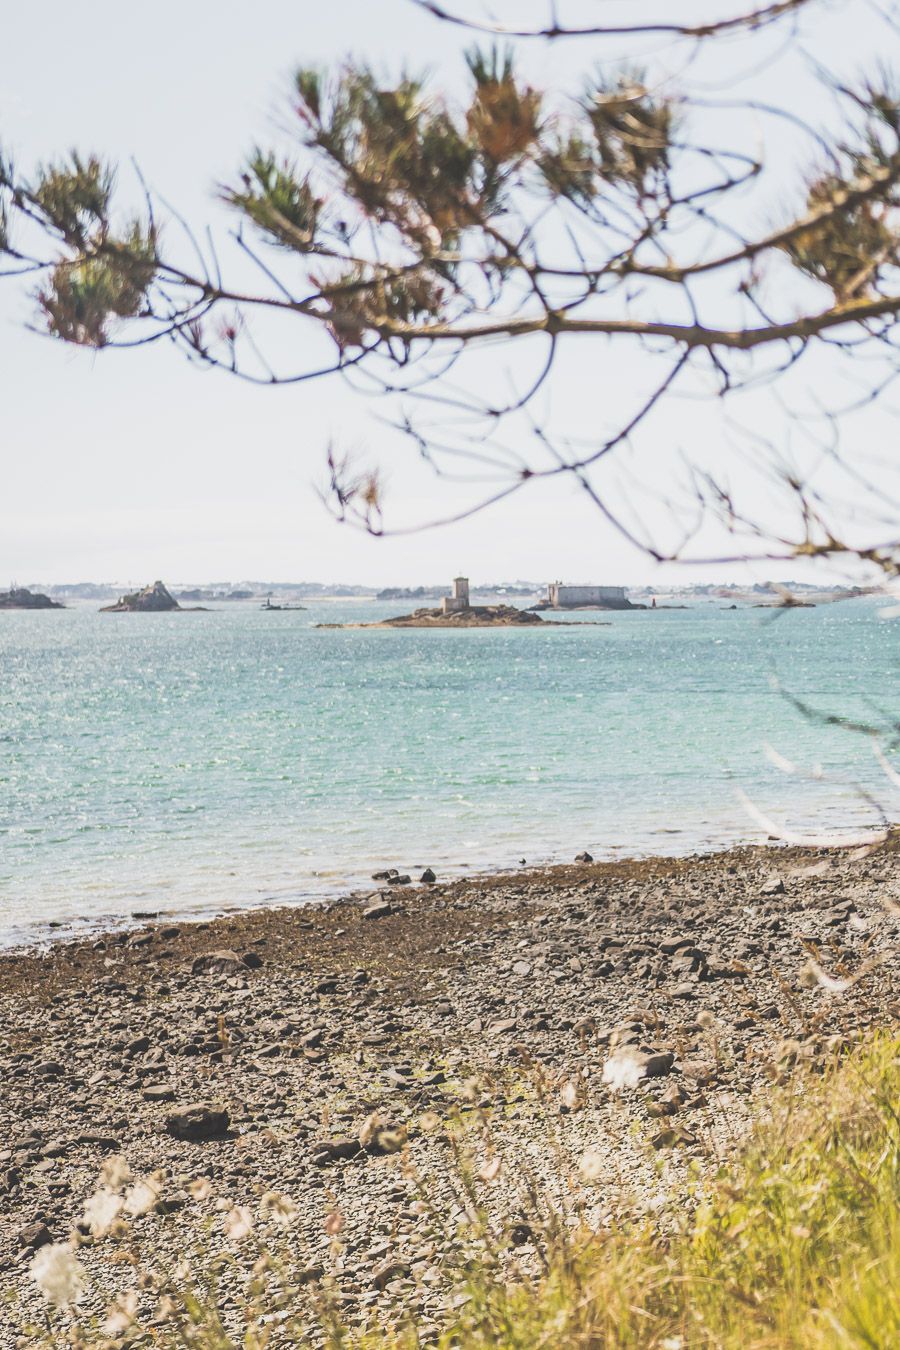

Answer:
[1,598,897,945]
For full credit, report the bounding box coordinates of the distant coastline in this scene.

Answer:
[12,578,877,605]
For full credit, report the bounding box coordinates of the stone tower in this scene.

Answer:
[441,576,470,613]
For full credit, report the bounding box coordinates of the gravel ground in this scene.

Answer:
[1,838,897,1345]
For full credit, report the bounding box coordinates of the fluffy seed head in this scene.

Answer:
[30,1244,88,1307]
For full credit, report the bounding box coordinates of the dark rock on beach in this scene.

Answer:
[143,1084,176,1103]
[363,901,394,920]
[191,949,245,975]
[16,1221,53,1251]
[164,1103,230,1141]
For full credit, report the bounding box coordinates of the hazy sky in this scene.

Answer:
[1,1,895,586]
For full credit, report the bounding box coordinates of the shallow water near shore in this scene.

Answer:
[1,596,896,945]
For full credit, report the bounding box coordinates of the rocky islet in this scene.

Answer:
[0,589,63,610]
[100,581,208,613]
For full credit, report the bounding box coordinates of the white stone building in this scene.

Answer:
[547,583,627,608]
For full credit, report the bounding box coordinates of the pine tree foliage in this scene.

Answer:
[224,152,322,252]
[1,0,899,573]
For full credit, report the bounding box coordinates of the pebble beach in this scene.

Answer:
[1,839,897,1343]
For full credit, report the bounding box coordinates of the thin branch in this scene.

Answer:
[411,0,817,42]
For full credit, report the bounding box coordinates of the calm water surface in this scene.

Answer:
[1,598,896,944]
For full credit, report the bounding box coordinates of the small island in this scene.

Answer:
[100,580,206,613]
[317,578,602,629]
[318,603,550,629]
[0,587,64,610]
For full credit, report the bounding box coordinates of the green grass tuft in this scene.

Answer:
[370,1032,899,1349]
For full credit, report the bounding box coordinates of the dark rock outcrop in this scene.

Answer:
[101,581,184,613]
[0,588,63,610]
[319,605,551,629]
[530,597,637,612]
[387,604,545,627]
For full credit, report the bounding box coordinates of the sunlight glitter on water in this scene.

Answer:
[0,597,896,944]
